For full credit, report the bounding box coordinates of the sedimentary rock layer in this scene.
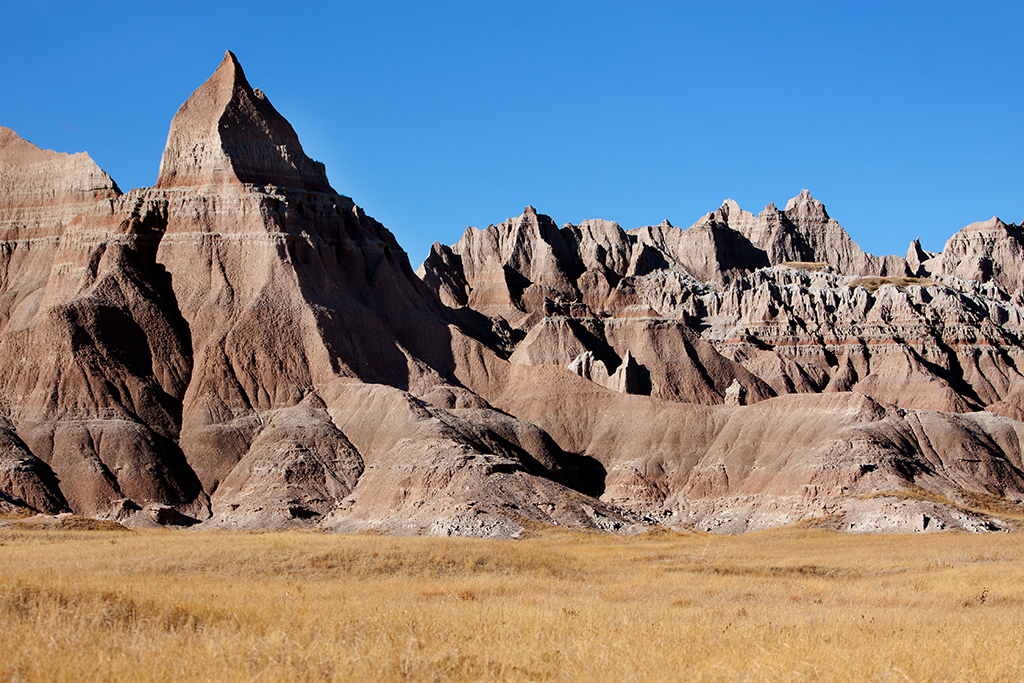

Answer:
[1,51,1022,535]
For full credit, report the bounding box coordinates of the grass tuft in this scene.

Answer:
[865,484,1024,522]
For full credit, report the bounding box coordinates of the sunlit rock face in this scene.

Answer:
[1,51,1023,536]
[424,188,1024,532]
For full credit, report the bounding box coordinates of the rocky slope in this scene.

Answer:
[418,192,1024,533]
[1,51,1022,535]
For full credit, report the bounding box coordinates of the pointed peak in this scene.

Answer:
[518,205,559,230]
[711,198,747,225]
[198,50,249,103]
[784,189,821,210]
[784,189,830,222]
[682,212,710,231]
[156,50,333,193]
[906,237,929,263]
[217,49,246,78]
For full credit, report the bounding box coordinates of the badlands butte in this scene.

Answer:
[2,52,1024,537]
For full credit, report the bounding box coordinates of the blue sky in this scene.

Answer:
[3,0,1021,266]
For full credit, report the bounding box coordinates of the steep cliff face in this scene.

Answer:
[0,126,201,517]
[156,51,332,192]
[147,53,640,534]
[424,196,1024,415]
[2,52,1023,535]
[680,268,1024,416]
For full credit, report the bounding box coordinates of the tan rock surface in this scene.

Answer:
[147,54,626,536]
[934,217,1024,293]
[424,190,1024,532]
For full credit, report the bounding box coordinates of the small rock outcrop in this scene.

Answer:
[568,349,647,395]
[724,380,746,406]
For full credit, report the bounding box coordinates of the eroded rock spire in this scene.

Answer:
[156,50,333,192]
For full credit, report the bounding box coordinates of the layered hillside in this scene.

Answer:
[0,52,633,535]
[419,196,1024,532]
[2,52,1023,535]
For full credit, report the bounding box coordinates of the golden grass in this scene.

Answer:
[866,485,1024,522]
[780,261,831,272]
[848,276,938,293]
[0,506,37,520]
[2,526,1024,682]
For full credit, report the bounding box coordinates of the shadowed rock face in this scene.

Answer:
[0,125,202,519]
[1,52,1023,535]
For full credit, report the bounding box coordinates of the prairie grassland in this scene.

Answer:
[1,524,1023,682]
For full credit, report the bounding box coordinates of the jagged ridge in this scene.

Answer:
[1,52,1022,536]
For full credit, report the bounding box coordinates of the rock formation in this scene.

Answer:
[935,217,1024,293]
[1,51,1022,535]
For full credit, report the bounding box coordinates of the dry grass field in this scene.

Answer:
[1,521,1023,682]
[780,261,832,272]
[847,276,938,293]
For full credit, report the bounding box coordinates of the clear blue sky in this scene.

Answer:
[3,0,1021,266]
